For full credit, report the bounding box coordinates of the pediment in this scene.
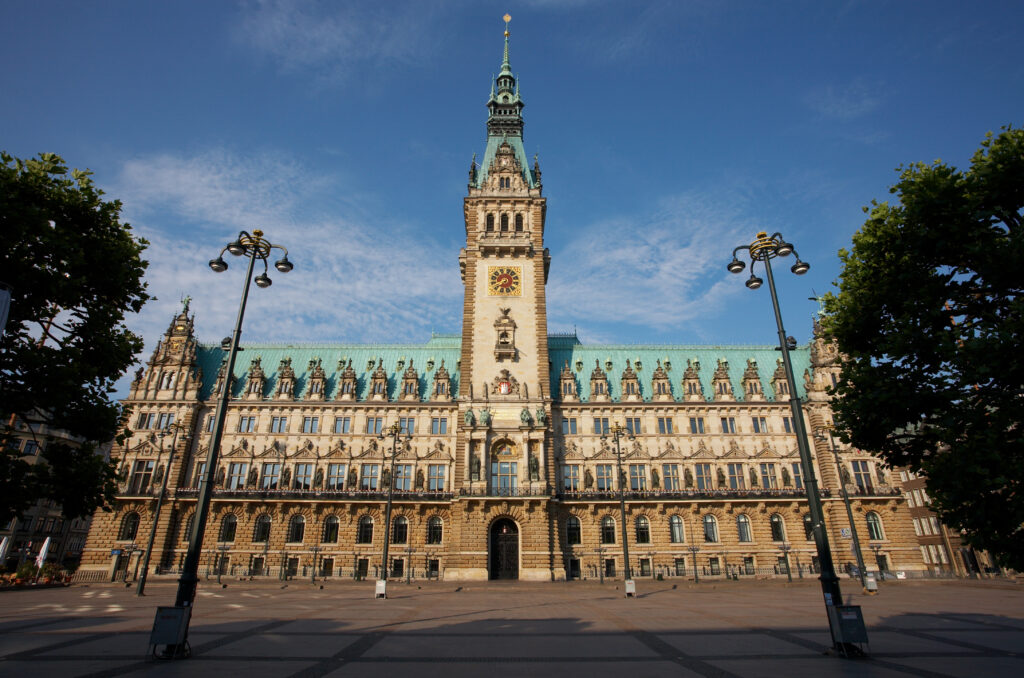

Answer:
[623,441,647,459]
[754,445,777,458]
[128,439,161,456]
[256,441,285,458]
[354,440,383,459]
[655,441,685,459]
[422,441,454,461]
[324,441,347,458]
[721,441,749,459]
[561,441,586,461]
[288,440,319,459]
[591,441,617,460]
[690,441,717,460]
[222,441,250,458]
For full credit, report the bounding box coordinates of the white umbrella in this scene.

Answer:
[0,536,9,565]
[35,536,51,569]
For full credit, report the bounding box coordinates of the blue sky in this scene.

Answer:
[3,1,1022,394]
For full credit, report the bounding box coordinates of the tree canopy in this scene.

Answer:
[0,152,150,524]
[822,127,1024,569]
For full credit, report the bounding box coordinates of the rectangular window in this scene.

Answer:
[205,415,214,432]
[791,462,803,489]
[365,417,384,434]
[625,417,642,435]
[431,417,448,435]
[360,464,380,490]
[689,417,705,434]
[727,463,745,489]
[743,556,755,575]
[562,465,580,491]
[561,417,578,435]
[261,463,280,489]
[326,463,346,490]
[593,417,610,434]
[929,516,941,534]
[852,460,874,492]
[760,462,778,489]
[399,417,415,435]
[629,464,647,491]
[752,416,768,433]
[596,464,614,491]
[129,460,154,493]
[912,518,922,536]
[302,416,319,434]
[227,462,247,489]
[782,416,793,434]
[720,417,736,434]
[334,416,351,434]
[136,412,156,429]
[428,464,446,491]
[662,464,680,491]
[920,545,931,564]
[238,416,256,433]
[639,558,652,577]
[22,440,39,456]
[490,461,518,495]
[294,463,313,490]
[695,463,712,490]
[657,417,673,434]
[194,462,207,487]
[394,464,412,491]
[709,557,721,576]
[157,413,176,430]
[270,417,288,433]
[674,558,687,576]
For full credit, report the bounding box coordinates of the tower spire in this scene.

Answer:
[502,13,511,71]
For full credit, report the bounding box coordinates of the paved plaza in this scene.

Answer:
[1,578,1022,677]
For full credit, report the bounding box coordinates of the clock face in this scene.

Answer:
[488,266,522,296]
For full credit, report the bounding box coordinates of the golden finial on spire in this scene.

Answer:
[503,13,511,37]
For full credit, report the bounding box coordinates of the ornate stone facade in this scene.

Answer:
[81,26,922,584]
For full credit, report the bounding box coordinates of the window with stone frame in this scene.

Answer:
[669,515,685,543]
[261,463,281,489]
[760,462,778,489]
[427,516,443,544]
[695,463,713,490]
[851,460,874,492]
[662,464,681,491]
[219,514,237,542]
[294,463,313,490]
[326,463,346,490]
[865,512,885,540]
[428,464,445,491]
[226,462,247,489]
[394,464,412,491]
[562,465,580,491]
[566,516,581,544]
[600,516,616,544]
[635,516,651,543]
[361,464,380,490]
[727,463,745,489]
[118,512,140,541]
[287,515,305,543]
[596,464,614,491]
[703,515,719,543]
[625,417,642,435]
[790,462,803,489]
[322,516,340,543]
[629,464,647,491]
[770,514,786,541]
[392,516,409,544]
[357,516,374,543]
[803,514,814,540]
[736,514,752,542]
[129,460,155,494]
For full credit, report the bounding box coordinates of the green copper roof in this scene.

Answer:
[195,343,461,402]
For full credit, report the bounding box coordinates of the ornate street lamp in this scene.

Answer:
[156,229,291,658]
[688,543,701,583]
[137,420,188,596]
[779,542,793,583]
[376,421,411,599]
[602,423,635,596]
[815,426,868,589]
[728,231,862,655]
[310,545,322,583]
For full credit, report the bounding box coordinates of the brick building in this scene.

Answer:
[80,23,923,584]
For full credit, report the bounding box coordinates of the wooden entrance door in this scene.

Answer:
[489,519,519,580]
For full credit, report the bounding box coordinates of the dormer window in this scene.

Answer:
[373,382,385,395]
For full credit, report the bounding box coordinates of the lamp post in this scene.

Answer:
[815,427,867,589]
[310,545,322,583]
[602,423,635,596]
[688,543,701,583]
[779,542,793,583]
[728,231,853,653]
[215,543,229,584]
[376,421,411,599]
[869,544,884,580]
[137,421,187,596]
[158,230,291,657]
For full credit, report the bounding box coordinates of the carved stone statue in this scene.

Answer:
[749,467,759,487]
[875,464,886,485]
[281,467,291,488]
[479,409,492,426]
[153,464,165,485]
[464,408,475,426]
[651,467,660,489]
[684,468,694,488]
[528,454,539,481]
[584,468,594,489]
[133,367,144,383]
[247,467,258,486]
[781,466,792,487]
[314,468,324,489]
[716,467,727,488]
[215,466,226,487]
[347,468,358,488]
[416,469,425,490]
[535,408,547,426]
[470,453,481,481]
[841,465,852,486]
[520,407,532,425]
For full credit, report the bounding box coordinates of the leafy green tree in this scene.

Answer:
[0,152,150,524]
[822,127,1024,569]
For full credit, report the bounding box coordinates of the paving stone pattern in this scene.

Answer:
[1,579,1022,677]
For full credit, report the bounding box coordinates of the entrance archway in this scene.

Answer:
[489,518,519,580]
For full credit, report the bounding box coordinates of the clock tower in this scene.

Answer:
[451,16,554,580]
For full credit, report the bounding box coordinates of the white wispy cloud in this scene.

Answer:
[113,149,462,368]
[233,0,430,81]
[804,78,883,121]
[546,190,752,335]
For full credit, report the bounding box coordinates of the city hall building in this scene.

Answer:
[81,27,921,584]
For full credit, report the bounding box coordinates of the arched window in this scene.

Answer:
[803,514,814,540]
[118,512,140,541]
[253,514,271,543]
[393,516,408,544]
[866,512,885,540]
[635,516,650,543]
[514,214,524,231]
[357,515,374,544]
[322,516,340,543]
[181,514,194,543]
[486,214,494,231]
[427,516,443,544]
[500,214,509,231]
[287,515,305,543]
[219,514,237,542]
[703,515,719,543]
[770,514,786,542]
[669,515,685,543]
[600,516,616,544]
[736,514,752,543]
